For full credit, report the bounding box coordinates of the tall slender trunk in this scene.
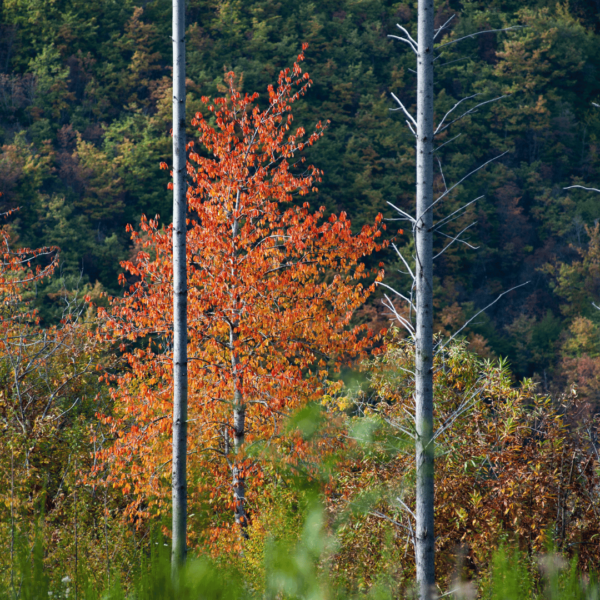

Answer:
[230,325,249,537]
[415,0,435,597]
[228,193,248,537]
[74,474,79,600]
[10,448,14,597]
[171,0,187,573]
[104,486,110,588]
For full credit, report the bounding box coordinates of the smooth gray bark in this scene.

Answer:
[171,0,187,573]
[231,353,248,536]
[415,0,435,597]
[387,9,518,597]
[229,199,249,537]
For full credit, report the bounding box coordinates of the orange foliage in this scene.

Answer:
[97,49,386,550]
[329,336,600,586]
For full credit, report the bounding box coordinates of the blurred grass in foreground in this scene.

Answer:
[2,511,599,600]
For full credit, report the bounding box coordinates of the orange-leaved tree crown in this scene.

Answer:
[97,47,386,551]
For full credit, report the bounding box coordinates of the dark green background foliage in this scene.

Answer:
[1,0,600,378]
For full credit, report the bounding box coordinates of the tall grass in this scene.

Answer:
[2,511,599,599]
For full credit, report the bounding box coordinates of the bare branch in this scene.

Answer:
[390,93,418,129]
[435,26,524,51]
[392,242,416,281]
[396,497,417,520]
[396,24,418,50]
[435,95,508,135]
[436,281,530,353]
[436,156,448,193]
[418,152,508,222]
[382,294,416,338]
[379,414,416,439]
[388,35,418,55]
[377,281,415,309]
[433,222,479,260]
[432,386,483,442]
[387,201,416,224]
[434,196,483,231]
[564,185,600,194]
[436,57,469,69]
[370,511,416,547]
[378,282,416,312]
[434,93,479,134]
[434,133,462,153]
[438,588,461,598]
[434,14,456,41]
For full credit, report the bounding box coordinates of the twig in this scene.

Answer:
[395,24,418,51]
[388,35,418,55]
[434,196,483,231]
[391,242,416,281]
[387,201,416,224]
[564,185,600,194]
[434,133,462,153]
[390,93,418,129]
[436,281,530,352]
[434,222,479,259]
[418,152,508,222]
[434,15,456,41]
[435,26,524,51]
[378,282,416,312]
[434,93,479,134]
[435,95,508,135]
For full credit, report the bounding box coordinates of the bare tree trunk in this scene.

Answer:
[227,192,249,538]
[74,474,79,600]
[104,486,110,588]
[415,0,435,597]
[386,8,519,598]
[171,0,187,573]
[10,447,14,598]
[230,326,249,537]
[232,401,248,535]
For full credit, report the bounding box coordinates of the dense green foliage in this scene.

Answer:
[2,0,600,384]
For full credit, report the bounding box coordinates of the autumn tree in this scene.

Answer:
[328,333,600,589]
[98,49,385,549]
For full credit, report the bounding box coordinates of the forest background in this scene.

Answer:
[3,0,600,386]
[3,0,600,596]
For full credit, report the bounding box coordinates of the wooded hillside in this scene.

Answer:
[3,0,600,392]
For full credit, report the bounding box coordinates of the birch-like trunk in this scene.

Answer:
[171,0,187,572]
[232,379,248,534]
[228,194,248,537]
[230,323,249,536]
[415,0,435,596]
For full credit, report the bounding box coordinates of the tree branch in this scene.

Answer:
[435,281,530,353]
[434,15,456,41]
[418,152,508,222]
[564,185,600,194]
[390,93,418,129]
[434,26,524,51]
[435,95,508,136]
